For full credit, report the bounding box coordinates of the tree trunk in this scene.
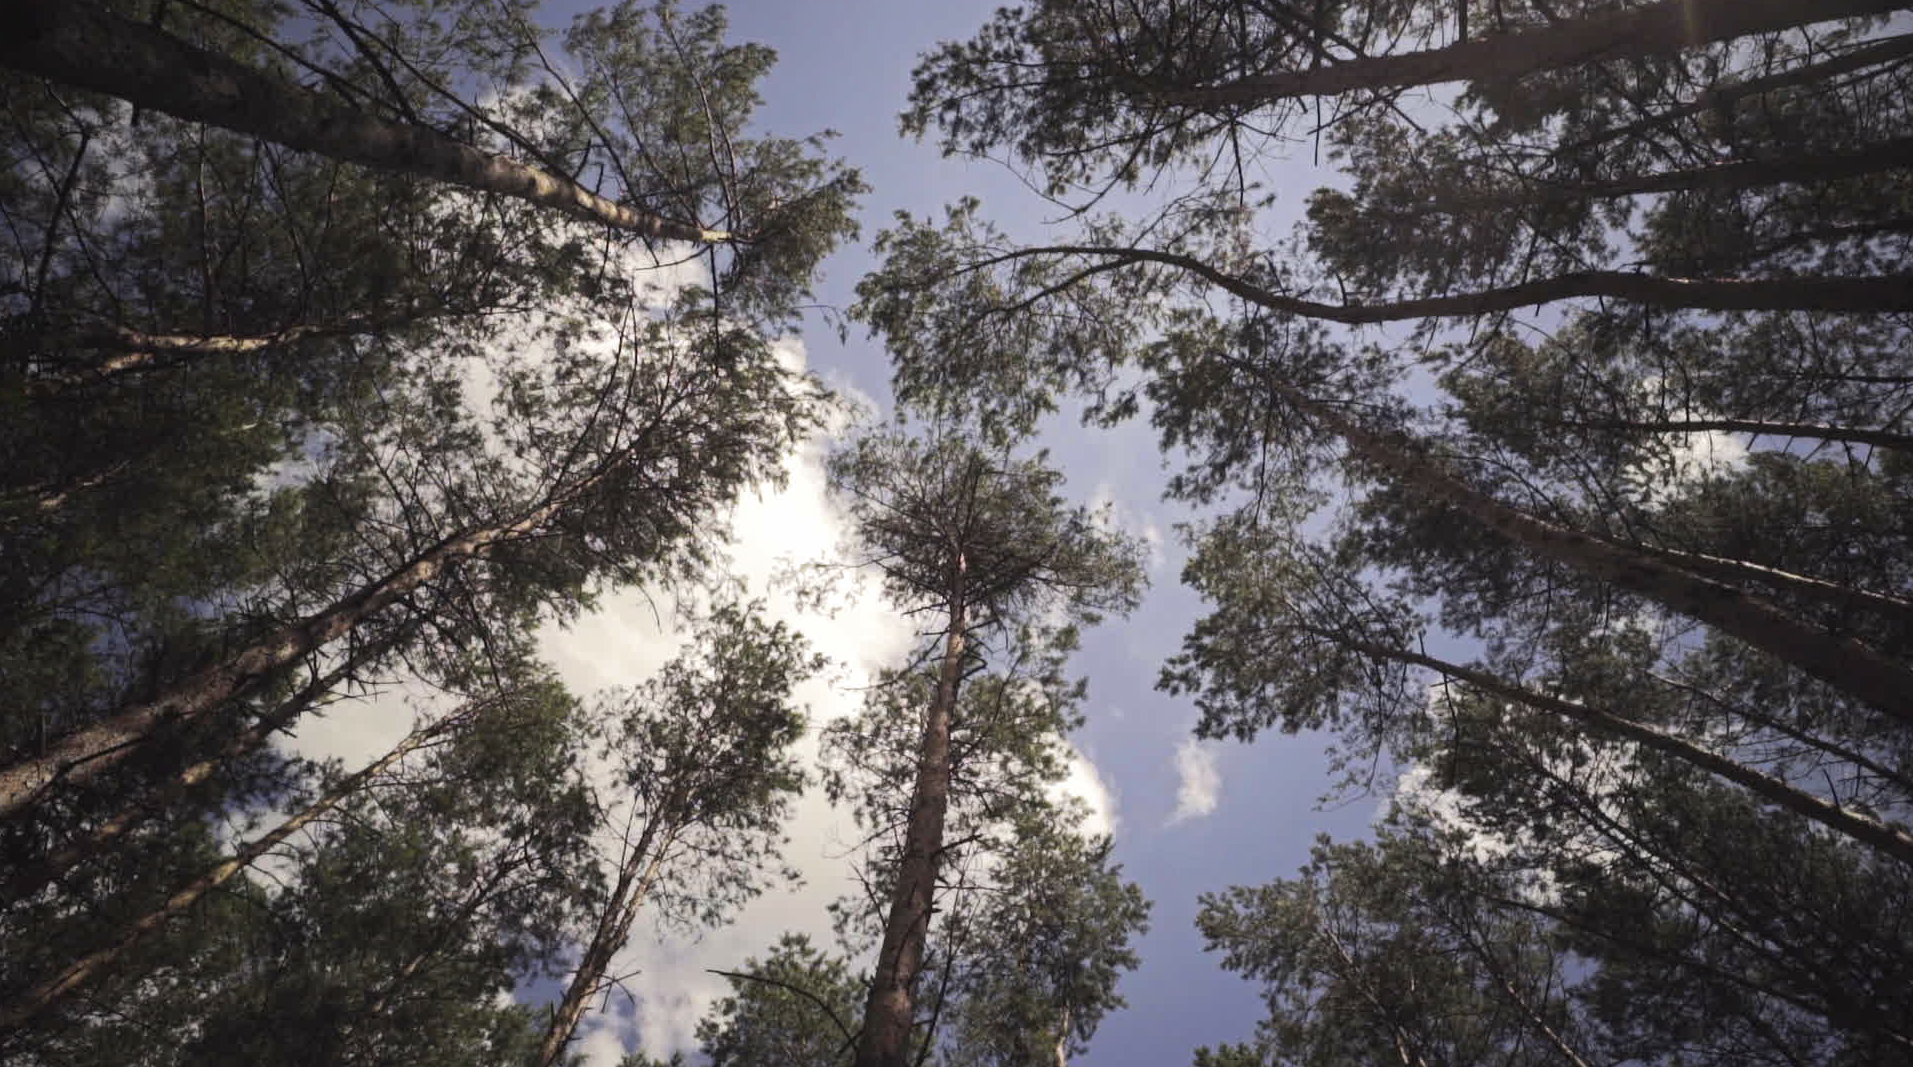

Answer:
[1558,415,1913,454]
[856,578,967,1067]
[0,0,725,242]
[1463,136,1913,205]
[1017,245,1913,322]
[1322,629,1913,868]
[531,816,673,1067]
[26,317,434,391]
[1151,0,1906,106]
[0,693,489,1037]
[1276,386,1913,723]
[0,631,402,907]
[1635,544,1913,633]
[0,464,613,820]
[1565,33,1913,153]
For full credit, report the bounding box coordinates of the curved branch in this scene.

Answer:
[977,244,1913,321]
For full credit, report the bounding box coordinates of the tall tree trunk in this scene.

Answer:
[1268,382,1913,723]
[1015,245,1913,322]
[531,815,673,1067]
[1565,33,1913,153]
[1451,136,1913,205]
[857,577,967,1067]
[0,630,404,907]
[1555,415,1913,454]
[1316,628,1913,867]
[0,0,725,242]
[1150,0,1906,106]
[1635,544,1913,633]
[0,461,618,820]
[24,316,439,394]
[0,692,491,1038]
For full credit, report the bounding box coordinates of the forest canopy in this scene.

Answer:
[4,0,1912,1064]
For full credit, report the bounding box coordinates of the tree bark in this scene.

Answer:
[1151,0,1908,106]
[857,578,967,1067]
[1466,136,1913,205]
[0,0,725,242]
[1565,33,1913,153]
[0,460,619,820]
[1321,629,1913,868]
[1270,384,1913,724]
[1559,415,1913,454]
[531,814,673,1067]
[1635,544,1913,633]
[0,694,488,1038]
[997,245,1913,323]
[0,634,396,907]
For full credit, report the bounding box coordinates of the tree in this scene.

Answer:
[0,671,602,1063]
[3,2,860,1058]
[532,600,824,1067]
[822,428,1145,1067]
[697,935,865,1067]
[935,814,1150,1067]
[871,2,1913,1056]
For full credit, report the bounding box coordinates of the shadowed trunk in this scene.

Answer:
[0,693,494,1037]
[0,631,400,906]
[1008,245,1913,321]
[857,577,966,1067]
[1312,627,1913,867]
[1151,0,1905,106]
[0,456,628,820]
[0,0,725,241]
[531,811,674,1067]
[1266,380,1913,723]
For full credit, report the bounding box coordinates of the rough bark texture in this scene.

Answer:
[1328,631,1913,868]
[0,0,724,242]
[1281,388,1913,723]
[1154,0,1908,105]
[856,579,966,1067]
[0,698,480,1037]
[531,818,672,1067]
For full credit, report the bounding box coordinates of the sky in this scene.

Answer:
[289,2,1383,1063]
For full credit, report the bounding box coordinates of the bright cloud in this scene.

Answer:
[1053,743,1121,839]
[1167,739,1221,825]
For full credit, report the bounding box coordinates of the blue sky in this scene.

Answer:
[511,1,1381,1060]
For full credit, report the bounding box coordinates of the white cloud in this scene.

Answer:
[1089,480,1168,576]
[1052,744,1121,839]
[1167,739,1221,825]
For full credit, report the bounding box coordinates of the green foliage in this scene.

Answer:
[697,934,864,1067]
[590,598,825,930]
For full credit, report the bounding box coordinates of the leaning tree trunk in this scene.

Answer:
[1555,416,1913,455]
[856,573,967,1067]
[1152,0,1907,106]
[0,692,492,1038]
[1274,384,1913,724]
[1565,32,1913,152]
[0,460,618,820]
[1318,628,1913,868]
[0,632,399,907]
[0,0,725,242]
[531,814,674,1067]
